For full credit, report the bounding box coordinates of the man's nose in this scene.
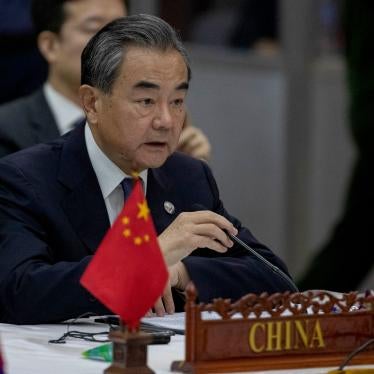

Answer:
[153,103,173,129]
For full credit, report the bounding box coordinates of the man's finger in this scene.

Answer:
[162,284,175,314]
[145,309,153,317]
[193,223,234,248]
[180,211,238,235]
[153,297,165,317]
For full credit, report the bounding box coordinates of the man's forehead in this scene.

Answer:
[119,46,189,85]
[63,0,126,22]
[122,45,186,64]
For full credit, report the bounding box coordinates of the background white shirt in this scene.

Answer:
[43,83,84,135]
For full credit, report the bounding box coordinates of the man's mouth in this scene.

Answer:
[144,141,167,147]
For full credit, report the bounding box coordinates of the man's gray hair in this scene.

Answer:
[81,14,191,94]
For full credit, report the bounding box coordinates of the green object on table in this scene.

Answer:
[82,343,112,362]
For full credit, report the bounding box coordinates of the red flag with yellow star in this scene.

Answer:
[80,179,168,329]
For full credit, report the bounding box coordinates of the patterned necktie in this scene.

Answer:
[121,178,133,204]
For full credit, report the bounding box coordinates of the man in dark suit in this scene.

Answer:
[0,0,211,161]
[0,0,128,158]
[0,14,292,325]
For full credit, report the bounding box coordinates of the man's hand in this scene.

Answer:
[152,279,174,317]
[158,210,238,266]
[169,261,190,290]
[153,210,238,316]
[151,262,189,316]
[178,125,211,161]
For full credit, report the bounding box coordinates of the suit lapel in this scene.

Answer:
[29,90,60,142]
[57,129,184,250]
[147,166,181,234]
[58,125,110,253]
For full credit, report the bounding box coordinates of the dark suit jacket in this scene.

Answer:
[0,89,59,158]
[0,124,291,324]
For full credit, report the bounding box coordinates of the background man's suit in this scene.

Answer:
[0,124,291,324]
[0,89,59,158]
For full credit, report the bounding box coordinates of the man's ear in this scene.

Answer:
[37,31,59,64]
[79,85,101,125]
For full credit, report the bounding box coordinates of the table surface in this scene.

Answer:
[1,321,373,374]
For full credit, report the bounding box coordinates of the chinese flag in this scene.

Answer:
[80,179,168,329]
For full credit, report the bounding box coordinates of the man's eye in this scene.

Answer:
[80,24,103,35]
[173,98,184,107]
[139,99,153,106]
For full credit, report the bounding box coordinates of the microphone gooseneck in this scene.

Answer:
[191,203,299,293]
[225,231,299,293]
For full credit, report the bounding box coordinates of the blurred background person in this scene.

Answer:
[0,0,211,161]
[179,114,211,160]
[0,0,127,157]
[298,0,374,292]
[229,0,279,53]
[160,0,278,54]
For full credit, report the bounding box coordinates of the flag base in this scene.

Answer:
[104,326,154,374]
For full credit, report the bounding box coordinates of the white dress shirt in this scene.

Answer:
[85,124,148,225]
[43,83,85,135]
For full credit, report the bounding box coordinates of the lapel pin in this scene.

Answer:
[163,201,175,215]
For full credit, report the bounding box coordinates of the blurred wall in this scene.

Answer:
[186,46,287,258]
[307,58,353,262]
[186,46,354,278]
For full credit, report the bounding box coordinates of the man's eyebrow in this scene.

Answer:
[133,81,160,90]
[82,15,114,26]
[83,16,106,23]
[132,81,189,91]
[177,82,189,91]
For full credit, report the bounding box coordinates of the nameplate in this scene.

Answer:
[171,286,374,373]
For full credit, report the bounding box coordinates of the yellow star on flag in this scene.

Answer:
[123,228,131,238]
[134,236,142,245]
[137,200,150,221]
[122,216,130,225]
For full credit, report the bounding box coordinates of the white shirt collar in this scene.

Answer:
[43,83,85,135]
[85,123,148,200]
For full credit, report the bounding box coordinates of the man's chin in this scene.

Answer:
[133,154,170,171]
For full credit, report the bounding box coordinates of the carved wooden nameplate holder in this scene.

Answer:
[171,284,374,373]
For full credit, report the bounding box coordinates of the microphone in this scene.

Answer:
[192,204,299,293]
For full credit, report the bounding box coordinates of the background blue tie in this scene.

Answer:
[121,178,133,203]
